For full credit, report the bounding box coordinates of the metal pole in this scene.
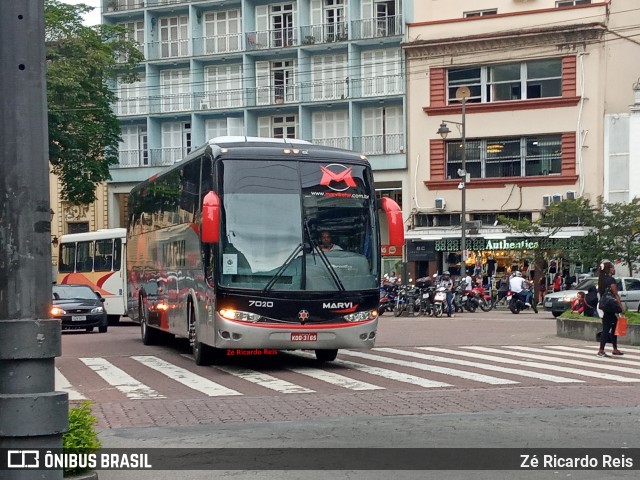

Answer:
[461,96,467,272]
[0,2,68,479]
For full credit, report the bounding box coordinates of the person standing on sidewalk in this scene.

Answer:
[597,261,624,357]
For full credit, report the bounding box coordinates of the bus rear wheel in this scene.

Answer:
[108,315,121,325]
[315,349,338,362]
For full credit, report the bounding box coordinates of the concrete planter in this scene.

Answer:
[557,318,640,345]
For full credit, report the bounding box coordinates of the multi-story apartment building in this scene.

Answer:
[402,0,640,280]
[101,0,410,274]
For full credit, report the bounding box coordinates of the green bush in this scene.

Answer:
[560,309,640,324]
[62,401,101,476]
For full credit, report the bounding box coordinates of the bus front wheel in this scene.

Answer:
[315,349,338,362]
[140,302,159,345]
[189,303,216,366]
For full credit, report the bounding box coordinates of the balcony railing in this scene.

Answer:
[149,147,188,166]
[147,39,190,60]
[115,149,149,168]
[192,33,243,56]
[299,22,349,45]
[246,27,297,50]
[351,15,403,40]
[149,93,193,113]
[196,89,244,110]
[145,0,194,6]
[310,137,351,150]
[112,75,403,115]
[106,1,144,12]
[115,97,149,116]
[352,134,405,156]
[350,74,404,97]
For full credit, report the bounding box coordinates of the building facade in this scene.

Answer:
[403,0,640,282]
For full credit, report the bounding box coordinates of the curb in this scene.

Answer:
[556,318,640,345]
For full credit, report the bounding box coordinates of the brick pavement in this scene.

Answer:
[88,310,640,430]
[93,384,640,430]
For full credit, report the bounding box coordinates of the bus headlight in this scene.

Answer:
[91,306,104,313]
[343,309,378,323]
[219,309,262,323]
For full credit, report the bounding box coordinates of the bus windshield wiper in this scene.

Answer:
[304,219,345,292]
[262,243,303,293]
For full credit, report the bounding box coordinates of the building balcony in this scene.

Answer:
[300,22,349,45]
[310,137,351,150]
[147,39,190,60]
[192,33,243,56]
[113,75,404,116]
[105,1,144,13]
[351,15,403,40]
[352,134,405,156]
[246,27,297,51]
[112,147,187,169]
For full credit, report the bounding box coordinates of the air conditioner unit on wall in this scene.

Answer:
[200,100,210,110]
[435,197,446,210]
[566,190,577,200]
[542,195,551,207]
[552,193,563,205]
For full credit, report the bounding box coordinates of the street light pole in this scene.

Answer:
[437,87,469,274]
[460,94,467,268]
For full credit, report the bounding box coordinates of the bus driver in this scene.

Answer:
[319,231,343,253]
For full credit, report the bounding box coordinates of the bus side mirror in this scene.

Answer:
[379,197,403,246]
[202,191,220,243]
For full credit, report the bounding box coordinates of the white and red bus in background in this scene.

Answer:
[126,137,404,364]
[56,228,128,324]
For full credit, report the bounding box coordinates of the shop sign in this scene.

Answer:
[406,241,436,261]
[381,244,402,257]
[434,237,582,252]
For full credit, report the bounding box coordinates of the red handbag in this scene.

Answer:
[615,316,628,337]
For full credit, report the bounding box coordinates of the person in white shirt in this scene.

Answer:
[463,273,473,292]
[509,271,533,307]
[438,271,455,317]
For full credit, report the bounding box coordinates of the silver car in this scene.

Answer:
[543,276,640,317]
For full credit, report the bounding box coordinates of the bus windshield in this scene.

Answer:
[219,159,378,292]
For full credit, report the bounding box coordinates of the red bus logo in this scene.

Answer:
[320,164,356,192]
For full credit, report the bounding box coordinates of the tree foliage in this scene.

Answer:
[499,197,640,276]
[595,198,640,274]
[46,0,143,205]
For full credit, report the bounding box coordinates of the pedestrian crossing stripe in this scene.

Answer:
[213,365,315,394]
[342,349,518,385]
[79,357,166,399]
[54,346,640,401]
[284,350,452,388]
[132,356,242,397]
[373,348,583,384]
[421,347,640,383]
[55,368,86,400]
[462,346,640,382]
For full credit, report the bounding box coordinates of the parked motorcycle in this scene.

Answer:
[471,285,493,312]
[378,283,397,316]
[507,288,538,314]
[393,285,409,317]
[432,286,447,317]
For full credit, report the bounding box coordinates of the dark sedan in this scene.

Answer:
[52,285,108,333]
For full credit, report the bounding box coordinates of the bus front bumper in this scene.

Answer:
[212,315,378,350]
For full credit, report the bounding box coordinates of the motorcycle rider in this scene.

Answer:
[438,271,455,317]
[509,271,535,310]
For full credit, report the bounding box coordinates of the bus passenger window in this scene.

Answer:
[113,239,122,271]
[76,241,94,273]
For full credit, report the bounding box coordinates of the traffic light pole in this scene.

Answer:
[0,2,68,479]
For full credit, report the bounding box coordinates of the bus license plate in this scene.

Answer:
[71,315,86,321]
[291,333,317,342]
